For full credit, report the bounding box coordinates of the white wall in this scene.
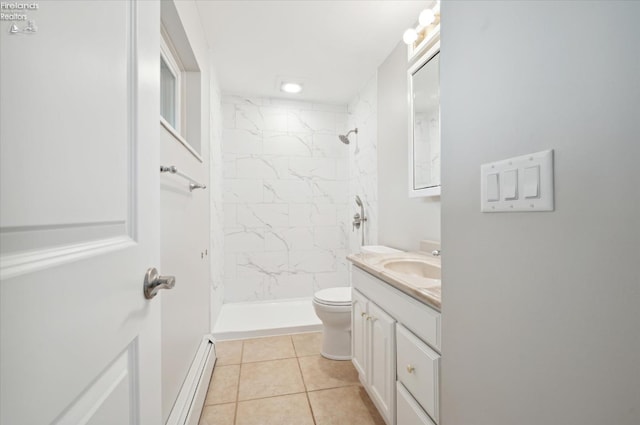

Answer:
[347,75,379,252]
[159,0,212,421]
[441,2,640,424]
[209,63,225,331]
[221,96,350,302]
[377,42,441,251]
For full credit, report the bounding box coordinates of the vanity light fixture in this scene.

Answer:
[419,9,436,27]
[403,28,418,45]
[403,1,440,46]
[280,82,303,94]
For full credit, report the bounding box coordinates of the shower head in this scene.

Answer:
[355,195,363,207]
[338,128,358,144]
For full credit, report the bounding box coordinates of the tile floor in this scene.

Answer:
[199,332,386,425]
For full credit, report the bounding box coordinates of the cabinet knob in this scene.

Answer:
[406,365,415,374]
[361,312,367,318]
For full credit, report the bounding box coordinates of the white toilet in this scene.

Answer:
[312,287,352,360]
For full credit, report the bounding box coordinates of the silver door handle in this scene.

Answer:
[143,268,175,299]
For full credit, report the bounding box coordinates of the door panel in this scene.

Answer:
[54,346,135,425]
[0,1,130,232]
[0,1,161,424]
[368,302,396,424]
[352,289,368,379]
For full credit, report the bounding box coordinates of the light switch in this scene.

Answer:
[502,169,518,200]
[523,165,540,198]
[480,149,553,212]
[486,173,499,201]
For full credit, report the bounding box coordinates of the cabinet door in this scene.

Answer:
[352,289,368,379]
[368,301,396,424]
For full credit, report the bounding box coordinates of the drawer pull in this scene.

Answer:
[406,364,415,374]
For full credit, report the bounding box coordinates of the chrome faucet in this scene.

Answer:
[353,195,367,246]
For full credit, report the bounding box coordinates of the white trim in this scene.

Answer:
[166,335,216,425]
[160,25,203,161]
[0,236,135,280]
[408,40,441,198]
[213,324,323,342]
[160,117,204,163]
[408,23,440,63]
[52,345,135,425]
[160,29,182,133]
[126,0,138,241]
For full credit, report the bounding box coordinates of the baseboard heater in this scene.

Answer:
[166,335,217,425]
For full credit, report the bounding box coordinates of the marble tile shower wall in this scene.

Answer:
[347,75,378,254]
[221,96,350,302]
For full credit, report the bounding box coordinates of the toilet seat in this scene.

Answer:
[313,287,352,307]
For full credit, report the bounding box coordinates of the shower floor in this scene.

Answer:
[213,298,322,341]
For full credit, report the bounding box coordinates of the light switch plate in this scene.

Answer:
[481,149,554,212]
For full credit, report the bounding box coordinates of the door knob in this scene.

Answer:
[406,365,415,374]
[143,268,176,299]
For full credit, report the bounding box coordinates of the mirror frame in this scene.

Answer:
[408,40,441,198]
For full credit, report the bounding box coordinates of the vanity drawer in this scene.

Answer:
[397,382,436,425]
[396,324,440,423]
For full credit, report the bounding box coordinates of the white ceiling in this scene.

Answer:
[196,0,430,105]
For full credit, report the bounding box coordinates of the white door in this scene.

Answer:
[0,1,162,424]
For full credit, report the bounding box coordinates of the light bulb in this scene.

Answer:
[403,28,418,45]
[280,82,302,94]
[419,9,436,26]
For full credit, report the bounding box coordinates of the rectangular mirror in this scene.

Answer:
[408,41,440,197]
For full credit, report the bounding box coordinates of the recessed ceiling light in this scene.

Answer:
[280,82,303,94]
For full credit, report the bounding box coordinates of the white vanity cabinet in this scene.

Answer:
[351,266,441,425]
[352,289,396,424]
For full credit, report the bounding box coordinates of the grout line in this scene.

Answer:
[239,354,298,366]
[233,340,244,425]
[295,354,317,425]
[306,382,363,393]
[237,390,308,403]
[292,336,300,357]
[305,389,318,425]
[296,356,309,393]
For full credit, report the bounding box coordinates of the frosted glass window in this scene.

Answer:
[160,56,176,128]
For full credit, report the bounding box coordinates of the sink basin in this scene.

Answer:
[382,259,441,280]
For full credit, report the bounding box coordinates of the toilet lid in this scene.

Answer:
[314,287,352,306]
